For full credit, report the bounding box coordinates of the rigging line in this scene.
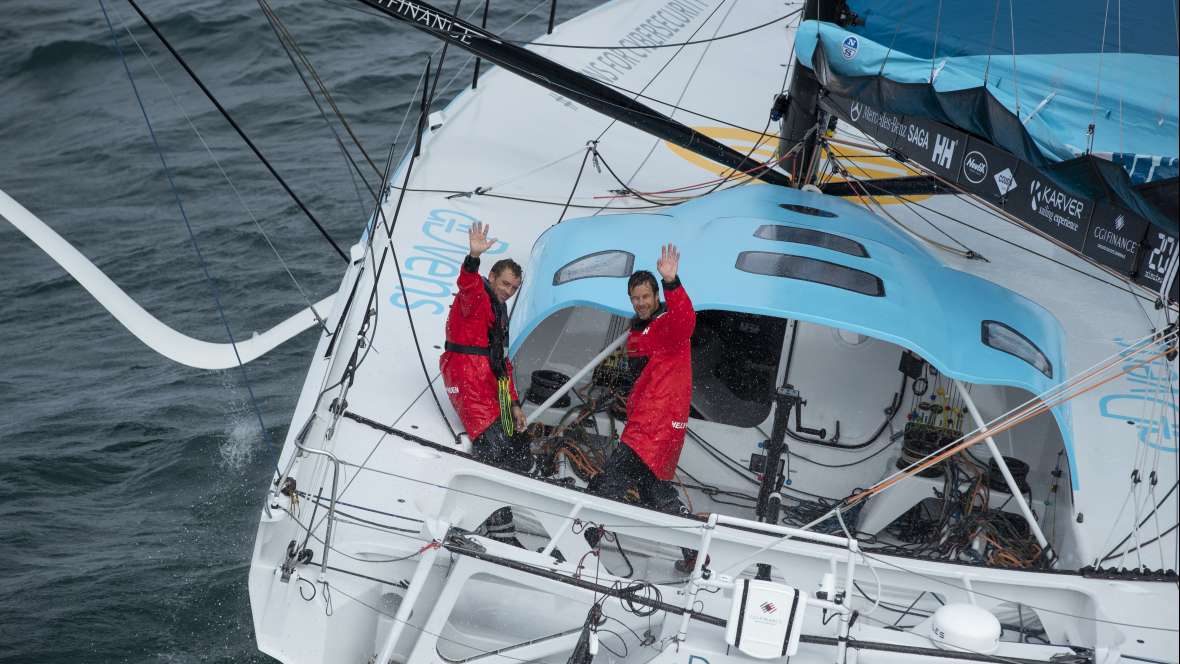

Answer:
[827,148,969,252]
[426,0,464,111]
[834,160,975,258]
[825,134,1162,304]
[1093,483,1140,567]
[878,340,1177,501]
[98,0,278,462]
[1103,524,1180,565]
[1117,0,1124,154]
[330,451,706,529]
[983,0,1000,84]
[865,343,1180,510]
[399,183,668,210]
[258,0,383,183]
[121,0,348,262]
[1123,472,1150,570]
[878,0,910,76]
[859,549,1179,632]
[557,145,594,223]
[1089,0,1113,151]
[592,147,669,206]
[594,0,729,144]
[830,151,977,256]
[378,101,460,444]
[621,0,740,185]
[862,183,1152,302]
[600,75,785,136]
[506,7,801,49]
[695,114,792,198]
[855,329,1176,505]
[107,2,331,333]
[929,0,943,83]
[1008,0,1020,118]
[1099,481,1179,565]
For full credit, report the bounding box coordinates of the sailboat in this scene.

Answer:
[3,0,1177,662]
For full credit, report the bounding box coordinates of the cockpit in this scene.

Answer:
[507,185,1080,570]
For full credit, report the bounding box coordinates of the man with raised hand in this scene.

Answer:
[439,221,530,472]
[588,244,700,570]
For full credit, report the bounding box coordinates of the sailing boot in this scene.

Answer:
[477,506,525,549]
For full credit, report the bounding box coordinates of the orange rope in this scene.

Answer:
[847,342,1175,507]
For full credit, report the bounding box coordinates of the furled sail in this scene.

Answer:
[791,0,1179,300]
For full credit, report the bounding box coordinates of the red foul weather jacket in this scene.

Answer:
[621,278,696,480]
[439,255,519,440]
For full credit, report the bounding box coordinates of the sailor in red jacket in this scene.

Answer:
[589,244,695,517]
[440,221,530,472]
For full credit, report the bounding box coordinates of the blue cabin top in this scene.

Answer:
[509,185,1074,475]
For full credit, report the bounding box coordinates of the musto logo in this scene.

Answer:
[962,150,988,184]
[760,601,777,614]
[1028,180,1083,231]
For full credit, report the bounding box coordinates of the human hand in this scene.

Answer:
[512,404,526,432]
[656,243,680,282]
[469,221,496,257]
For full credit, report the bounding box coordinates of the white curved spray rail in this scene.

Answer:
[1,187,332,370]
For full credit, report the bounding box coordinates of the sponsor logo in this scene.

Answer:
[1027,179,1084,232]
[671,420,688,430]
[994,167,1017,196]
[1093,226,1139,256]
[446,386,459,394]
[841,35,859,60]
[760,601,778,614]
[1114,214,1126,231]
[932,134,958,170]
[849,101,862,122]
[904,124,929,150]
[962,150,988,183]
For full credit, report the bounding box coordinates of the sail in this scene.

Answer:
[791,0,1179,298]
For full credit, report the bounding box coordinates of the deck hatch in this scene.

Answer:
[736,251,885,297]
[981,320,1053,378]
[754,225,869,258]
[778,203,837,218]
[552,250,634,285]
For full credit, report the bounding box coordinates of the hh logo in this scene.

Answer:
[760,601,777,614]
[671,421,688,430]
[932,134,957,169]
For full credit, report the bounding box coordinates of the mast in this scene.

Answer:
[778,0,858,186]
[356,0,792,188]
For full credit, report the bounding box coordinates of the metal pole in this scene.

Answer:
[427,0,462,103]
[676,513,717,643]
[415,56,431,158]
[547,0,556,34]
[375,528,446,664]
[524,331,629,426]
[953,380,1051,551]
[472,0,489,89]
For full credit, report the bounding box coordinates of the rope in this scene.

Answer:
[506,7,801,49]
[848,327,1178,508]
[613,0,739,183]
[556,144,594,223]
[829,149,981,258]
[121,0,348,261]
[106,2,331,334]
[378,94,462,444]
[98,0,279,470]
[593,0,730,144]
[258,0,382,185]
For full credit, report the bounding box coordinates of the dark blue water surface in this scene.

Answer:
[0,1,597,661]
